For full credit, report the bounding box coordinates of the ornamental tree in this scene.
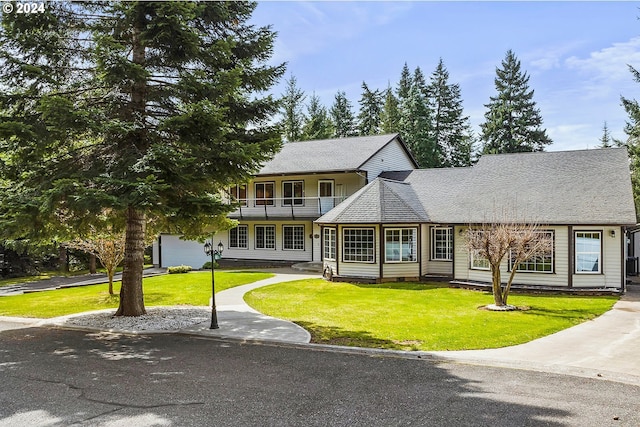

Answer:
[0,1,284,316]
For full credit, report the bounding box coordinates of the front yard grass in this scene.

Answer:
[0,271,273,318]
[244,279,618,351]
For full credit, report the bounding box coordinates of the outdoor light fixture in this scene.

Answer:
[204,240,224,329]
[610,230,616,238]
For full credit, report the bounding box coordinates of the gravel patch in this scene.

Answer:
[62,306,210,331]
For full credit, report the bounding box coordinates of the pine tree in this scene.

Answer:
[397,62,413,102]
[302,93,332,140]
[426,58,475,167]
[621,65,640,220]
[599,121,612,148]
[0,1,284,316]
[357,82,383,136]
[380,85,401,134]
[330,91,356,138]
[280,75,306,142]
[480,50,552,154]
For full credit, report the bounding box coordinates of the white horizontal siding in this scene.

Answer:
[360,138,415,181]
[383,262,419,278]
[422,224,453,276]
[158,235,209,269]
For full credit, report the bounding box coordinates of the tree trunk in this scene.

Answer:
[115,207,146,316]
[108,268,114,296]
[58,244,69,273]
[491,264,505,306]
[89,254,97,274]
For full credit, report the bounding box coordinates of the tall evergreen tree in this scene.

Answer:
[280,75,306,142]
[302,93,332,140]
[380,84,401,134]
[399,72,438,168]
[426,59,475,167]
[397,62,413,102]
[0,1,284,316]
[330,91,356,138]
[621,65,640,220]
[480,50,552,154]
[599,121,612,148]
[357,82,383,136]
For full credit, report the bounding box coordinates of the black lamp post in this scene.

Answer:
[204,240,224,329]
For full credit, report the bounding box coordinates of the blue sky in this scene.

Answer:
[251,1,640,152]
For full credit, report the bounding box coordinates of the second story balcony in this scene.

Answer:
[227,196,347,220]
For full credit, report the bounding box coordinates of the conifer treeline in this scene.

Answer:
[279,51,552,168]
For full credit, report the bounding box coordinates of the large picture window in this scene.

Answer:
[470,250,490,270]
[508,231,554,273]
[255,182,274,206]
[385,228,417,263]
[431,227,453,261]
[229,225,248,249]
[575,231,602,274]
[283,225,304,250]
[283,181,304,206]
[323,228,336,261]
[343,228,375,263]
[255,225,276,250]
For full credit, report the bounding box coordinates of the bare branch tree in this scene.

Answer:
[465,214,553,309]
[65,234,125,296]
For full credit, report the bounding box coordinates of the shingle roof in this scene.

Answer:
[319,148,637,226]
[258,134,406,176]
[317,178,429,223]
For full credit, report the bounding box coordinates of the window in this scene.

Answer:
[228,184,247,206]
[283,181,304,206]
[343,228,375,263]
[255,182,274,206]
[575,231,601,273]
[470,250,490,270]
[283,225,304,250]
[229,225,248,249]
[323,228,336,261]
[255,225,275,250]
[431,227,453,261]
[385,228,417,263]
[509,231,554,273]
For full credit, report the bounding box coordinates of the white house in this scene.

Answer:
[153,134,418,268]
[316,148,636,290]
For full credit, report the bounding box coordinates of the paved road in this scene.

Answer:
[0,327,638,427]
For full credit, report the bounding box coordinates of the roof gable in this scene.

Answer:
[257,134,413,176]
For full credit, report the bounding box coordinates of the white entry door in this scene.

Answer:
[318,180,334,214]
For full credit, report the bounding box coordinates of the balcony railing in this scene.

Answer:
[227,196,347,220]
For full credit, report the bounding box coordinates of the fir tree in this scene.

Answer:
[357,82,383,136]
[426,58,475,167]
[599,121,612,148]
[330,91,356,138]
[0,1,284,316]
[380,85,401,134]
[280,75,306,142]
[302,93,332,140]
[480,50,552,154]
[399,74,438,168]
[621,65,640,220]
[397,62,413,102]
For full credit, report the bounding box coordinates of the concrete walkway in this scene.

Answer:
[179,271,316,343]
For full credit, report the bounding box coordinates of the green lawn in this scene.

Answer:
[0,271,273,318]
[245,279,618,351]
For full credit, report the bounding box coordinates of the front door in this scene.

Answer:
[318,180,334,214]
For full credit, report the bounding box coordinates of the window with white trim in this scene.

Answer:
[343,228,375,263]
[255,225,275,250]
[508,231,554,273]
[431,227,453,261]
[229,225,248,249]
[282,181,304,206]
[470,250,490,270]
[283,225,304,250]
[323,228,336,261]
[385,228,417,263]
[575,231,601,274]
[228,184,247,206]
[255,182,274,206]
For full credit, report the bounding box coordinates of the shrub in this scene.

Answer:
[201,261,219,270]
[167,265,192,274]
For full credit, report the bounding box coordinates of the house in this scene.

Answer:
[316,148,637,290]
[153,134,418,268]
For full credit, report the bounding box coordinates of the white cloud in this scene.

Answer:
[525,42,586,72]
[565,36,640,82]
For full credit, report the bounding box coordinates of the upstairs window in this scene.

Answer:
[255,182,275,206]
[283,181,304,206]
[228,184,247,206]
